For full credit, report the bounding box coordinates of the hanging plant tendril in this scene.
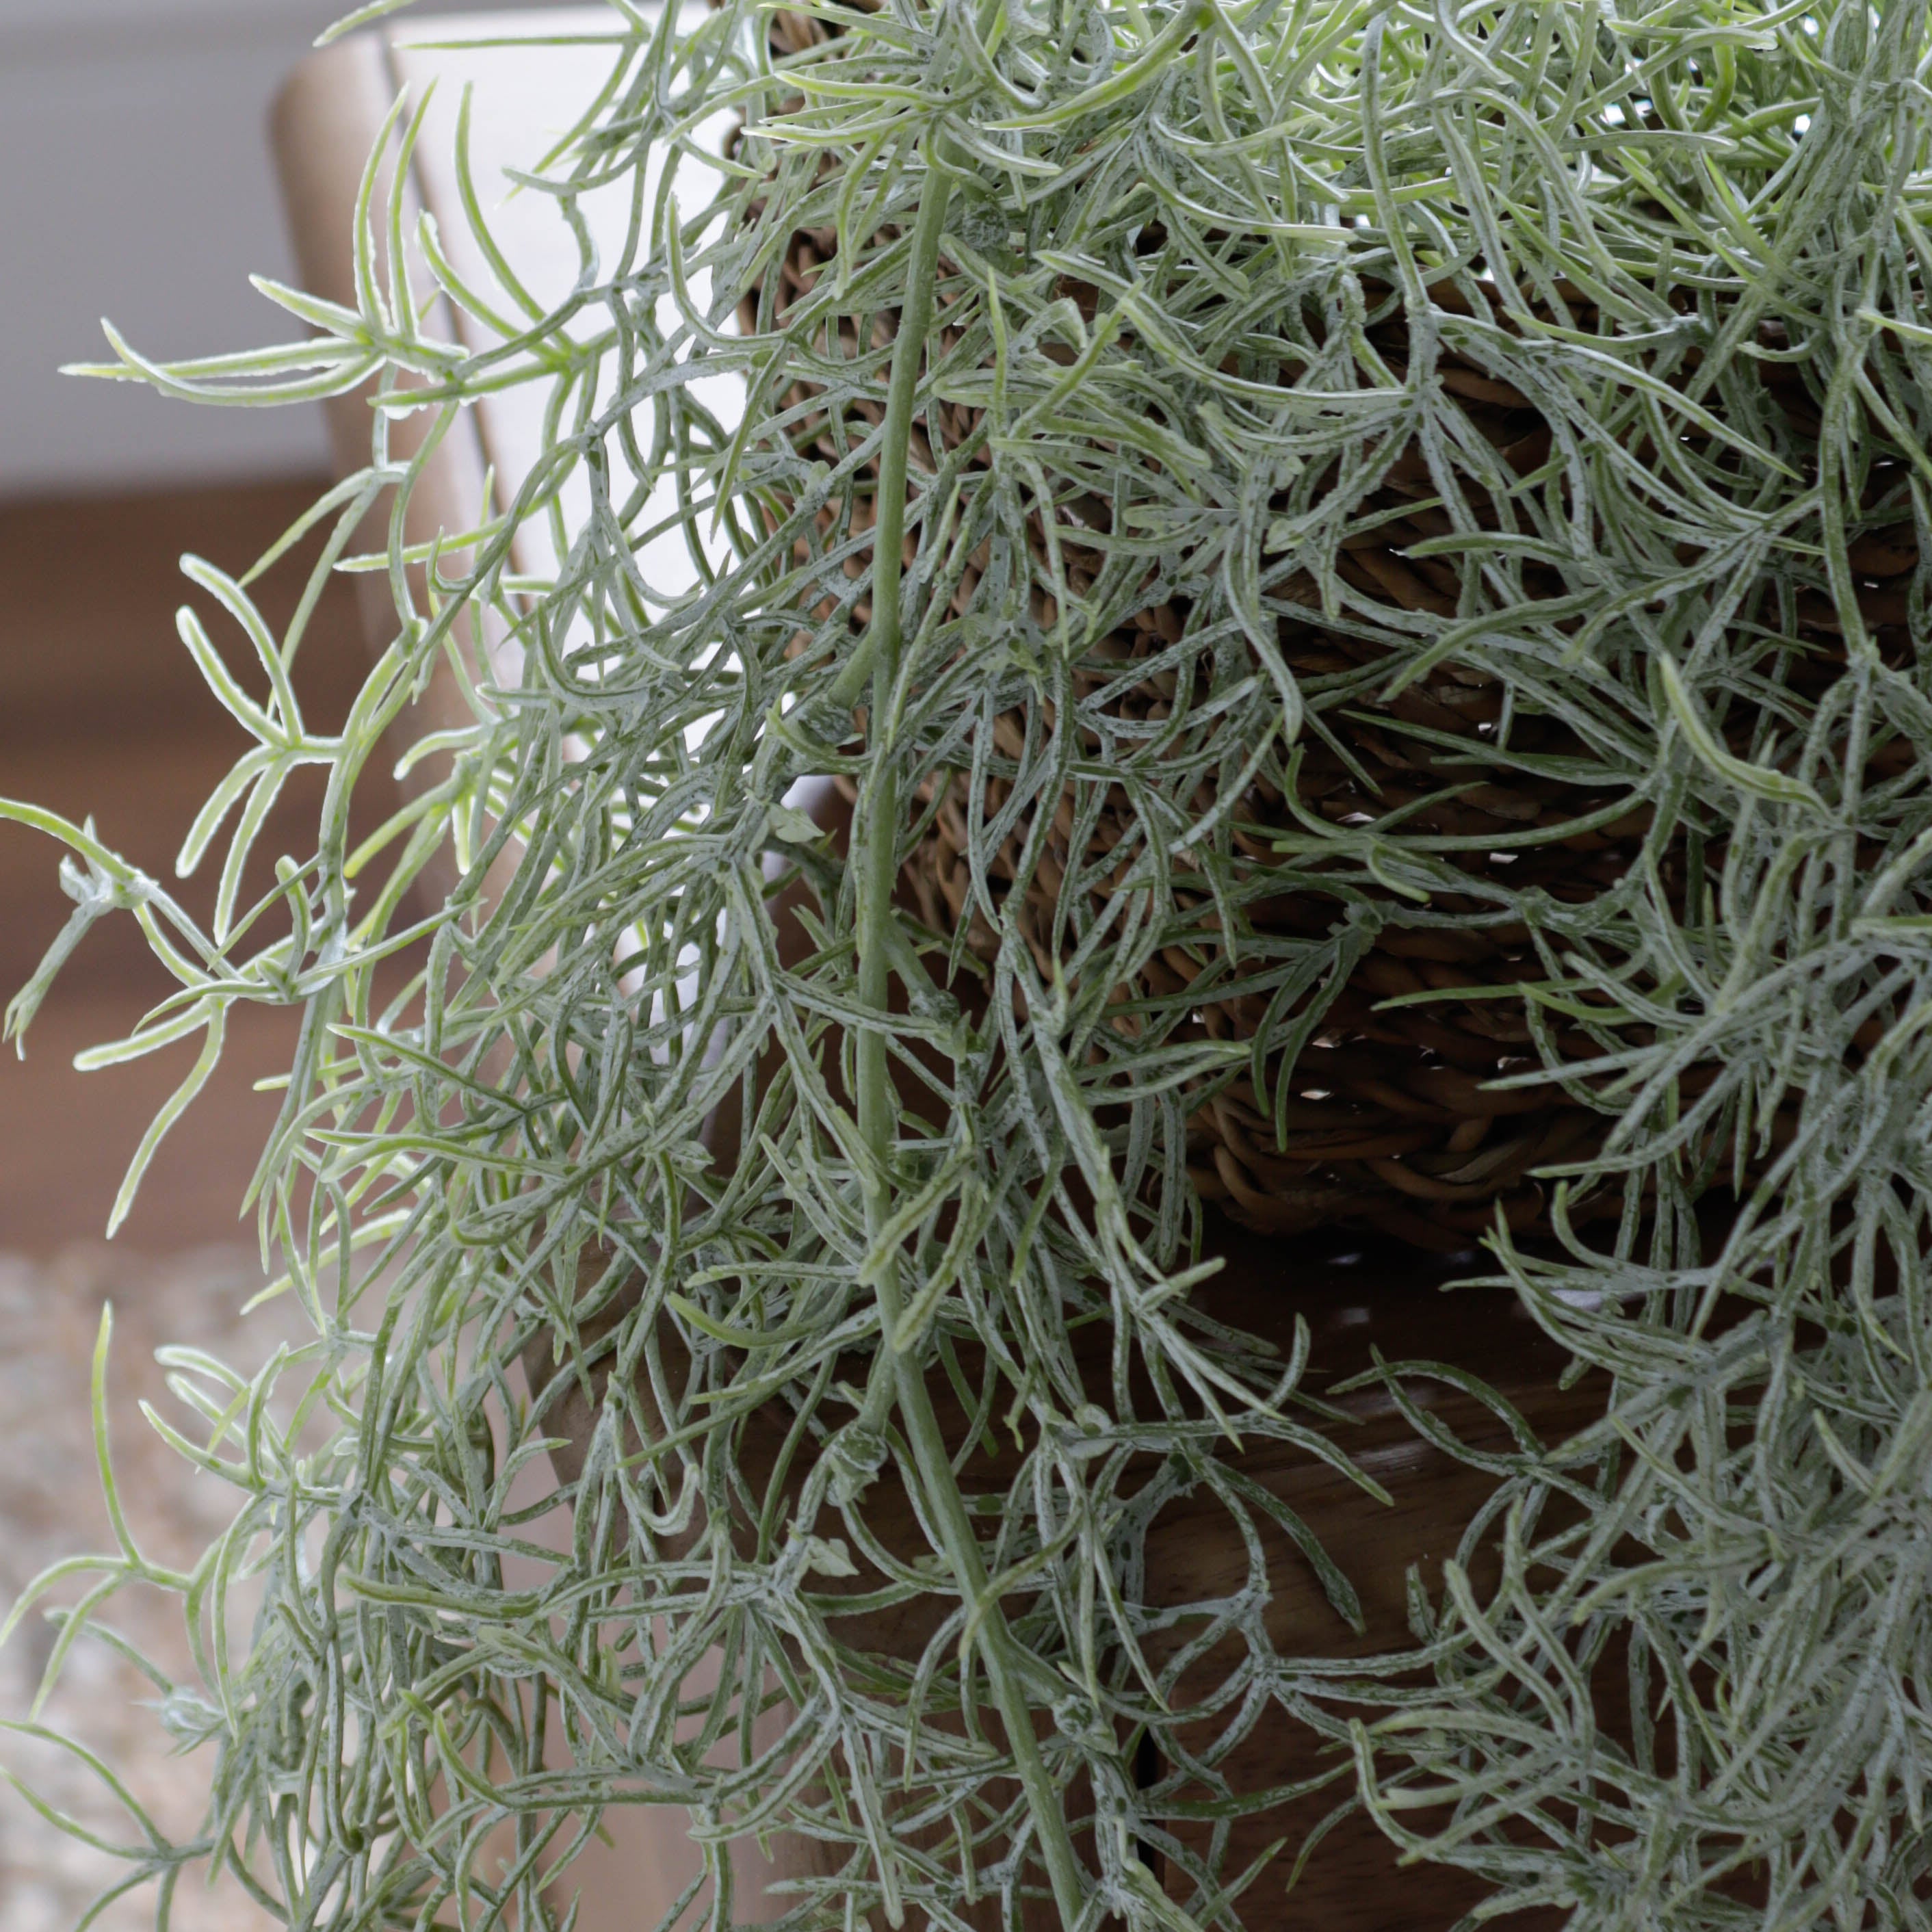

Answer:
[8,0,1932,1926]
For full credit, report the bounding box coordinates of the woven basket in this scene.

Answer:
[737,21,1914,1251]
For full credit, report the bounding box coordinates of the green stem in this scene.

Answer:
[851,153,1090,1931]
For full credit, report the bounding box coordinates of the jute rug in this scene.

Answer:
[0,1246,306,1932]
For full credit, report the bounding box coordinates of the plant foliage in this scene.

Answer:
[8,0,1932,1925]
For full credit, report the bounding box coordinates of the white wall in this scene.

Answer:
[0,0,568,498]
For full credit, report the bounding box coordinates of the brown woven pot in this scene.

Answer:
[526,1217,1605,1932]
[737,136,1919,1249]
[525,789,1615,1930]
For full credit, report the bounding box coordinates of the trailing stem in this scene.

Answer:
[850,148,1092,1930]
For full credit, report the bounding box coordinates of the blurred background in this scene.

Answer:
[0,3,568,1922]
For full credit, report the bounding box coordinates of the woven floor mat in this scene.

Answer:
[0,1246,307,1932]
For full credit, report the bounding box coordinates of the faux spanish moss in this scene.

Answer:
[8,0,1932,1926]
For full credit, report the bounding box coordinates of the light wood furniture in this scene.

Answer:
[275,27,823,1927]
[272,23,1602,1927]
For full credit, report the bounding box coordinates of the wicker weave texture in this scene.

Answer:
[741,16,1914,1248]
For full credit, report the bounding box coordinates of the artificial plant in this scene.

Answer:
[7,0,1932,1925]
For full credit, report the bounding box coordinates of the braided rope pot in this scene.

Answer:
[739,16,1916,1251]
